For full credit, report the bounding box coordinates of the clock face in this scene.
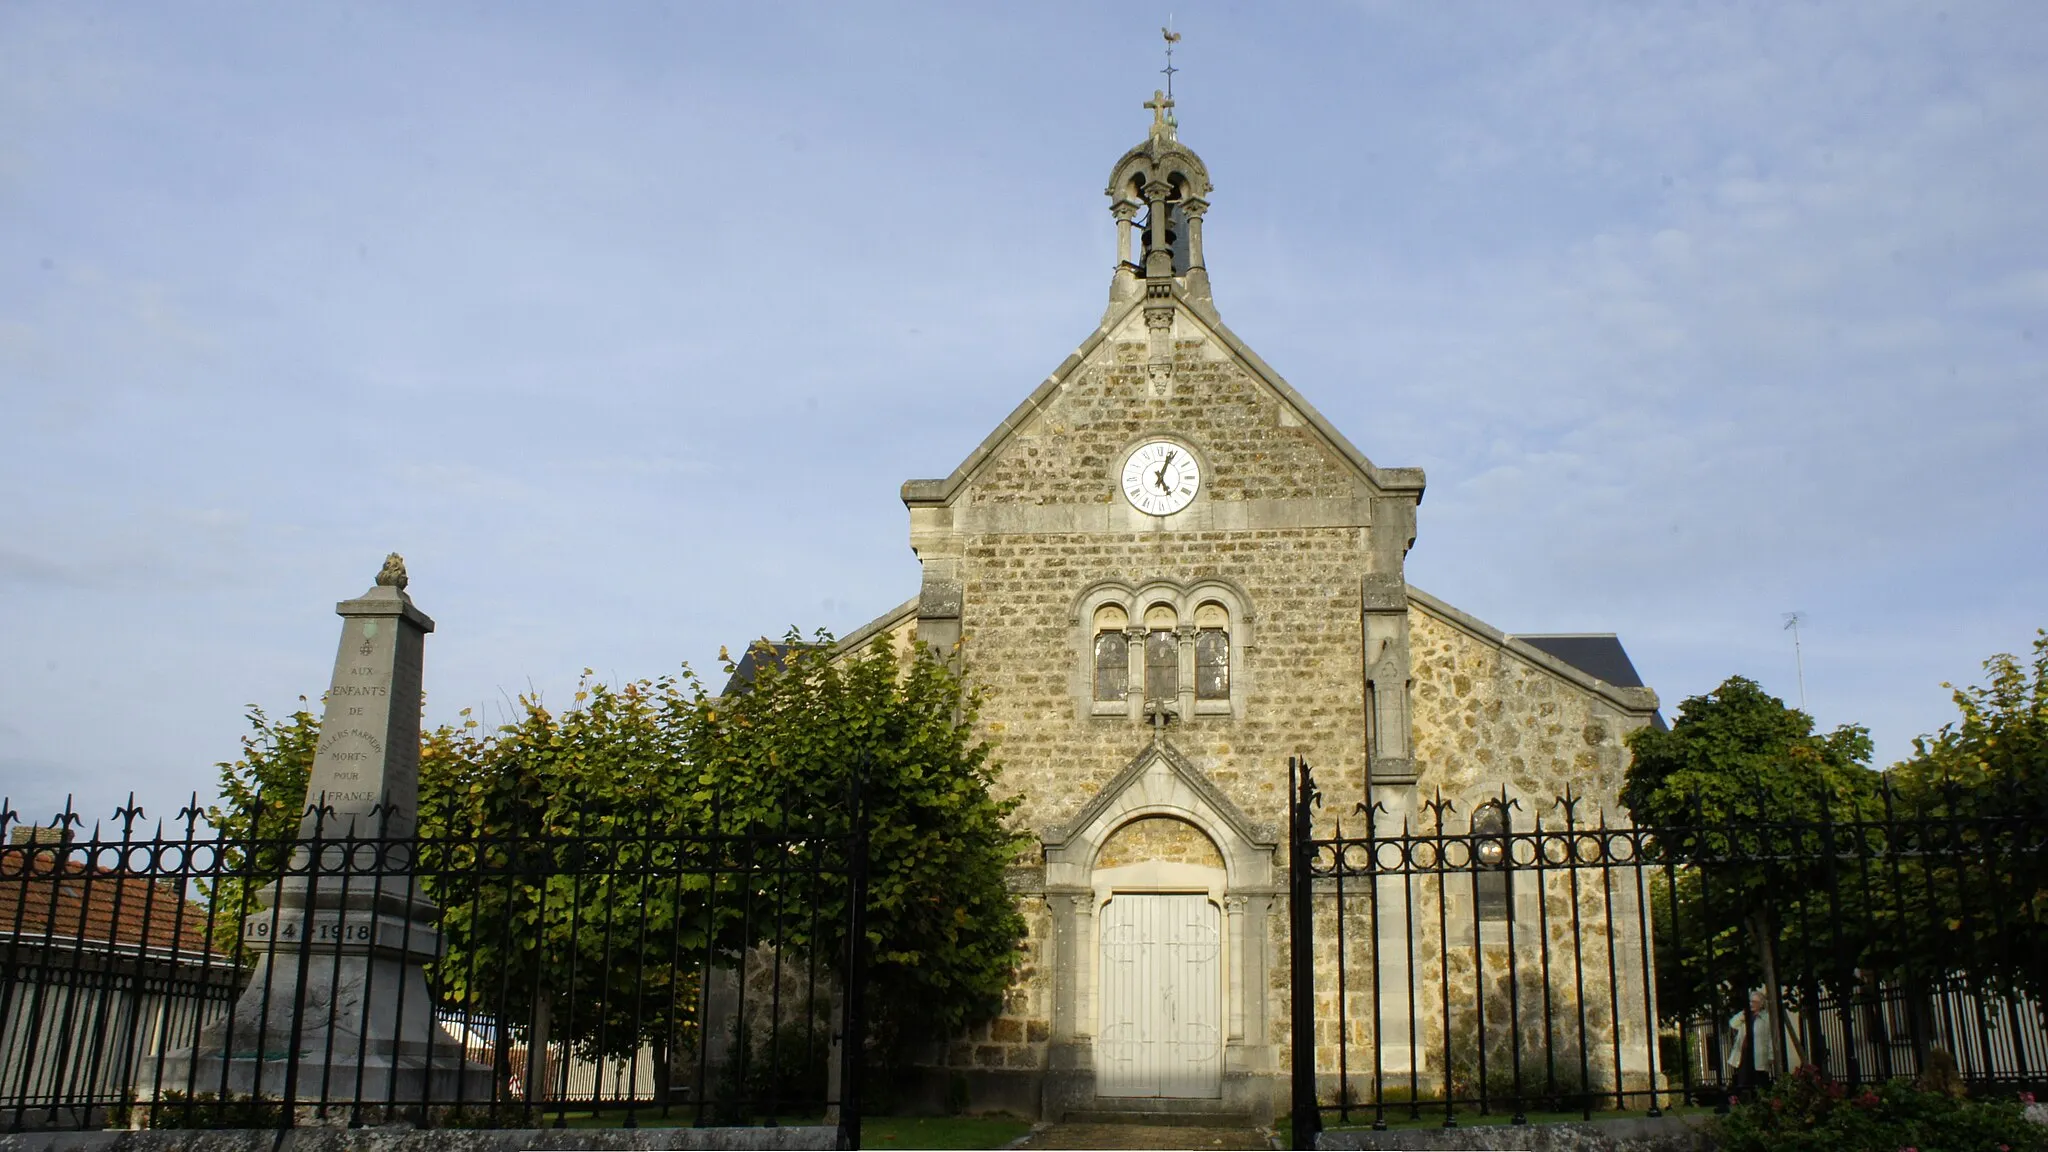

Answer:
[1121,440,1201,516]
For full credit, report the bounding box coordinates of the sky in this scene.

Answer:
[3,2,2044,830]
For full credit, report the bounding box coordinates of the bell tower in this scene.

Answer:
[1107,90,1214,307]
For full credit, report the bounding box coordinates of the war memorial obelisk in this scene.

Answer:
[158,555,488,1111]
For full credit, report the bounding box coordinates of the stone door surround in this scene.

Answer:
[1040,740,1280,1117]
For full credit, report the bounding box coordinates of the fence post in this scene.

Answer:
[1290,756,1321,1150]
[836,761,869,1152]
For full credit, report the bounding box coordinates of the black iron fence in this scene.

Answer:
[0,790,868,1142]
[1286,757,2048,1143]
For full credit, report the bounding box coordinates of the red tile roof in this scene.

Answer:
[0,843,224,960]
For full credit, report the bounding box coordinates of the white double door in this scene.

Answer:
[1096,893,1223,1098]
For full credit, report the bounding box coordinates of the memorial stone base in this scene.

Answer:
[152,880,493,1110]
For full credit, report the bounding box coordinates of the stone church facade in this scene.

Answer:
[829,96,1662,1122]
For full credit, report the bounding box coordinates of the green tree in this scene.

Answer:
[682,633,1029,1065]
[208,629,1027,1089]
[422,676,702,1106]
[1883,631,2048,1007]
[203,699,321,953]
[207,683,703,1098]
[1888,630,2047,809]
[1622,676,1876,1072]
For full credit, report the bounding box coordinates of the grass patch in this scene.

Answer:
[446,1108,1032,1147]
[863,1115,1035,1149]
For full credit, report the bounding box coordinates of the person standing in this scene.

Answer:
[1728,988,1798,1097]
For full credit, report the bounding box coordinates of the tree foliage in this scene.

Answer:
[1622,676,1876,1058]
[1622,676,1876,828]
[1888,630,2048,807]
[208,629,1026,1078]
[689,633,1028,1059]
[203,699,323,952]
[1881,631,2048,1005]
[1630,647,2048,1069]
[418,677,700,1085]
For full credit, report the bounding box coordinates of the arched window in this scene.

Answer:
[1144,604,1179,704]
[1194,602,1229,701]
[1472,802,1511,921]
[1093,605,1129,702]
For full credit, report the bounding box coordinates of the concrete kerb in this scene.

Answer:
[1314,1114,1711,1151]
[0,1129,839,1152]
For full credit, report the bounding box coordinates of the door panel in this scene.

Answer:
[1096,894,1222,1098]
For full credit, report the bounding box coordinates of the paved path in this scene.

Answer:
[1012,1124,1274,1150]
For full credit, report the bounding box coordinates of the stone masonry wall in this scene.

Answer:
[1287,604,1660,1100]
[1096,815,1224,869]
[1408,604,1641,816]
[942,895,1053,1075]
[926,307,1390,1082]
[965,338,1365,509]
[968,523,1369,833]
[904,301,1657,1105]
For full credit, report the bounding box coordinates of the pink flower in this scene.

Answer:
[2020,1091,2036,1104]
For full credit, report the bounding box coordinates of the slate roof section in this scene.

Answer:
[1511,633,1666,729]
[1511,634,1646,689]
[717,641,824,699]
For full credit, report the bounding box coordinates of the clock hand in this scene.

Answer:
[1154,451,1176,492]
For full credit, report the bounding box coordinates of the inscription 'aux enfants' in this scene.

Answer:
[297,569,433,835]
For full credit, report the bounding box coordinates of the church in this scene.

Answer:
[819,91,1662,1123]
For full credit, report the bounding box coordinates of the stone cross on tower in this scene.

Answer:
[1145,89,1175,137]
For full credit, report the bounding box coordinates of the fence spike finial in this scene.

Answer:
[116,792,145,834]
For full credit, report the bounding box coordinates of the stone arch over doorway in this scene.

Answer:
[1039,739,1279,1119]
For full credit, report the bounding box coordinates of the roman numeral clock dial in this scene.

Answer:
[1121,439,1201,516]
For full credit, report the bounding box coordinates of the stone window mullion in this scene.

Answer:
[1125,624,1146,721]
[1176,623,1197,720]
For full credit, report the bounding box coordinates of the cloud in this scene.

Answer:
[0,2,2041,817]
[0,546,88,589]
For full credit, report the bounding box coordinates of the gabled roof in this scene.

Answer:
[0,842,225,962]
[1408,586,1660,718]
[901,281,1425,508]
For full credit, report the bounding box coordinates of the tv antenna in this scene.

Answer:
[1782,612,1808,713]
[1161,21,1181,101]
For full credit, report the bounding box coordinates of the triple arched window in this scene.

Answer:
[1076,581,1251,721]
